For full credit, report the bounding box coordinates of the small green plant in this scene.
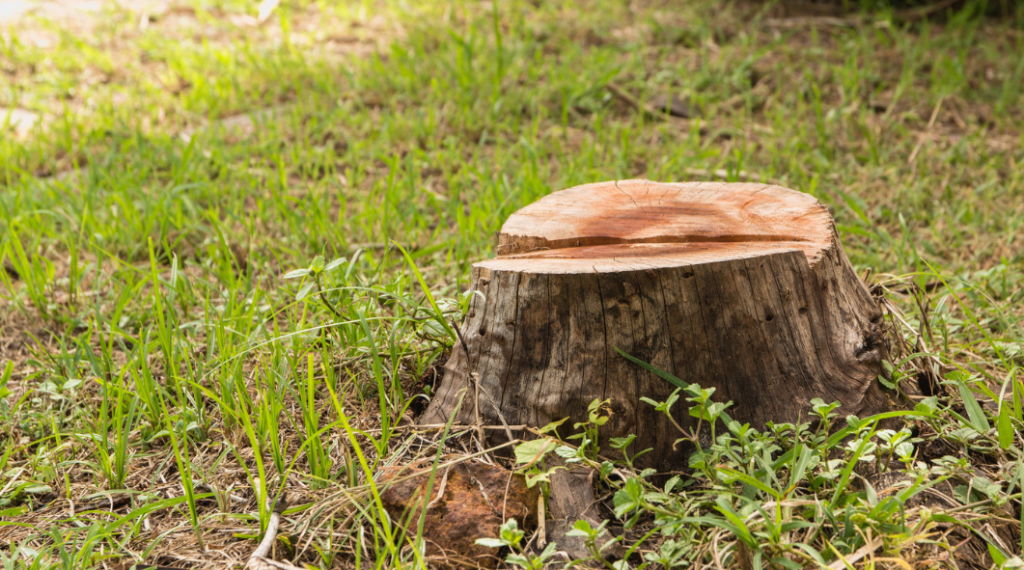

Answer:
[567,398,612,460]
[87,372,139,489]
[475,519,558,570]
[284,254,348,317]
[565,518,625,567]
[0,0,1021,567]
[0,361,11,421]
[3,225,55,317]
[296,354,333,488]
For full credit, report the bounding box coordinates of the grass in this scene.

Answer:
[1,0,1023,568]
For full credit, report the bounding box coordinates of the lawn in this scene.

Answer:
[1,0,1023,568]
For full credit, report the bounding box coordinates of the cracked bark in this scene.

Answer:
[422,179,893,475]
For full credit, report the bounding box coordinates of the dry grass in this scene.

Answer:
[1,0,1023,568]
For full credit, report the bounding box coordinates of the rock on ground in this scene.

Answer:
[379,461,539,569]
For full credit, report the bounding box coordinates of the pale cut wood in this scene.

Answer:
[496,180,833,258]
[422,180,892,473]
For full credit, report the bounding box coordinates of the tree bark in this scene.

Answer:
[422,180,892,472]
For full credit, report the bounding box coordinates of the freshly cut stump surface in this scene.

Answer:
[422,180,891,471]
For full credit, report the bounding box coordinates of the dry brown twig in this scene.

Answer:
[766,0,965,30]
[246,490,302,570]
[908,96,945,165]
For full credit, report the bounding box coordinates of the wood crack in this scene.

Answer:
[421,180,892,473]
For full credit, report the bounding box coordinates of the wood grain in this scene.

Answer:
[422,179,891,472]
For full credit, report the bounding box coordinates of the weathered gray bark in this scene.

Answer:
[422,180,891,472]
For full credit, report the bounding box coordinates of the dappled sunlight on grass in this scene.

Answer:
[0,0,1022,568]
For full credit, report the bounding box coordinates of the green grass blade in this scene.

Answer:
[957,380,992,432]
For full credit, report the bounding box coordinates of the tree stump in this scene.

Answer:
[422,180,891,472]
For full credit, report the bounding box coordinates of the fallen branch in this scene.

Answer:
[605,82,686,123]
[894,0,963,22]
[246,494,302,570]
[766,0,966,30]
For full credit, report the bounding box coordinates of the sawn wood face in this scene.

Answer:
[496,180,833,262]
